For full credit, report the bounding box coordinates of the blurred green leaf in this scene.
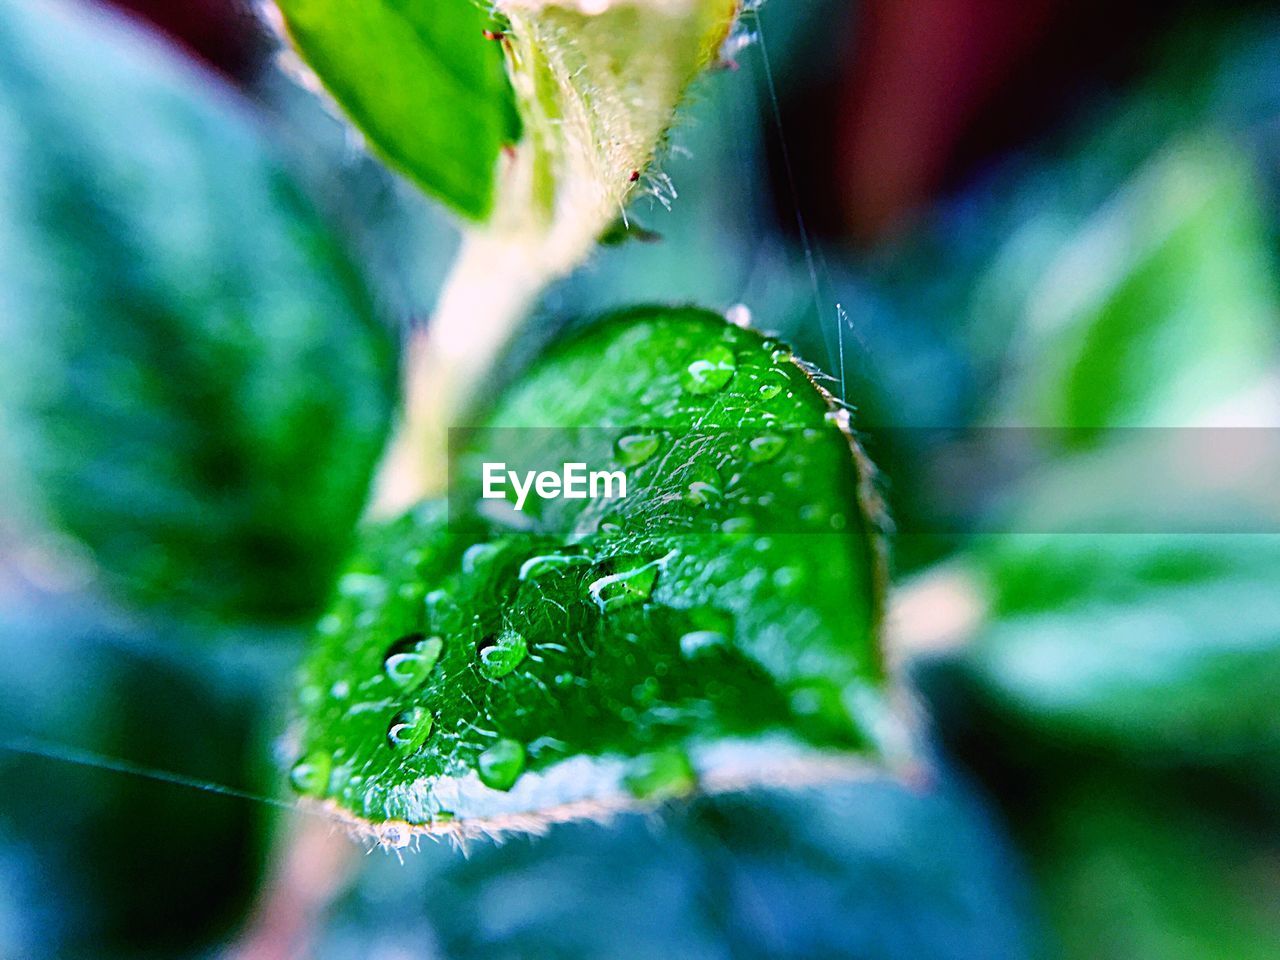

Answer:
[291,307,889,835]
[949,98,1280,766]
[276,0,518,221]
[965,531,1280,764]
[1034,775,1280,960]
[997,137,1278,441]
[0,0,396,624]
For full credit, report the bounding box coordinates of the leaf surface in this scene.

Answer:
[291,307,890,837]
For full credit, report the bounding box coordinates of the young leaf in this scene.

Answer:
[274,0,519,221]
[373,1,744,510]
[291,308,892,840]
[0,0,396,623]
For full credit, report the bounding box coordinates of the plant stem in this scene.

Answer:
[370,227,561,514]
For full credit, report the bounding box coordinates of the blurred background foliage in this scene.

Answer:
[2,0,1279,958]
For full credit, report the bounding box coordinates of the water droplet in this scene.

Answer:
[518,553,589,581]
[681,344,736,395]
[289,751,331,796]
[382,633,444,691]
[425,589,453,621]
[397,582,425,606]
[462,542,501,575]
[377,820,413,849]
[623,749,696,800]
[477,738,526,791]
[614,432,662,466]
[479,628,527,679]
[338,573,387,603]
[680,630,725,656]
[747,433,787,463]
[773,567,803,591]
[386,705,433,751]
[724,303,752,328]
[787,678,860,741]
[719,516,755,535]
[684,463,722,505]
[587,556,664,612]
[758,383,781,400]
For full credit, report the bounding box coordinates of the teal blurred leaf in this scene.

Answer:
[0,0,396,624]
[313,776,1040,960]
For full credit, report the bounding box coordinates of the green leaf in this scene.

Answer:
[1033,775,1280,960]
[945,133,1280,766]
[996,137,1277,442]
[0,0,396,623]
[962,532,1280,763]
[290,307,891,839]
[276,0,518,221]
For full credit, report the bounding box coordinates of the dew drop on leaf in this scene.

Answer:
[386,705,434,751]
[758,382,781,399]
[476,738,526,791]
[684,463,723,505]
[425,588,452,621]
[382,633,444,691]
[339,572,387,604]
[679,630,725,657]
[746,433,787,462]
[622,749,696,800]
[681,344,736,395]
[518,553,589,581]
[614,432,662,466]
[462,542,501,575]
[289,750,332,796]
[587,557,661,612]
[478,628,528,679]
[773,566,804,591]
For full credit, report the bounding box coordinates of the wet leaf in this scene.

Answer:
[291,307,890,836]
